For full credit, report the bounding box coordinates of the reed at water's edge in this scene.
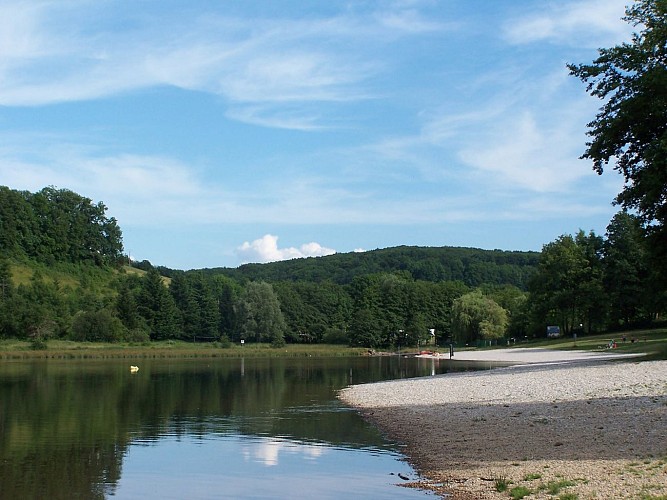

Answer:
[0,340,368,359]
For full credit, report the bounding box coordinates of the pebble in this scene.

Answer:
[340,357,667,499]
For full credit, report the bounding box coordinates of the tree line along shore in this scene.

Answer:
[0,184,665,351]
[2,0,667,353]
[0,187,665,349]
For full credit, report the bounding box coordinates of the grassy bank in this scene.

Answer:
[0,340,368,360]
[2,327,665,361]
[485,327,667,360]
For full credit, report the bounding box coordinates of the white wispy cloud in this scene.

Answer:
[457,109,591,193]
[225,105,326,131]
[0,145,208,223]
[0,1,50,60]
[503,0,631,46]
[0,0,626,270]
[236,234,336,264]
[0,139,474,228]
[374,7,448,33]
[0,129,619,256]
[0,0,443,130]
[218,49,376,104]
[347,50,608,195]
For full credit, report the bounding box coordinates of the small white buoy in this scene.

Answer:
[130,365,139,373]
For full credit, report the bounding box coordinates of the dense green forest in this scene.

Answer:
[0,186,665,350]
[1,1,666,351]
[199,246,540,289]
[0,186,123,266]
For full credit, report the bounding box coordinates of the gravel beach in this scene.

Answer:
[339,349,667,499]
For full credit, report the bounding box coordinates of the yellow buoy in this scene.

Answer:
[130,365,139,373]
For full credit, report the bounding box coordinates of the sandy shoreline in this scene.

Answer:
[339,349,667,499]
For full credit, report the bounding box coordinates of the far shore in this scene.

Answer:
[0,340,368,360]
[340,349,667,499]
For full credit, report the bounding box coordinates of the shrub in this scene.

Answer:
[123,327,150,344]
[494,475,509,492]
[30,338,47,350]
[322,328,349,345]
[510,486,532,499]
[71,309,124,342]
[271,336,286,348]
[544,479,576,495]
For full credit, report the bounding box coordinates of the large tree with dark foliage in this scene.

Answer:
[0,186,123,265]
[603,211,652,325]
[568,0,667,279]
[528,233,606,335]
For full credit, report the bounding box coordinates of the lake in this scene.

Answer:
[0,355,491,499]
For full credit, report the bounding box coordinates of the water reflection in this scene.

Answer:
[117,435,422,500]
[0,356,488,498]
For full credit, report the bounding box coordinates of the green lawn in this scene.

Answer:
[503,327,667,360]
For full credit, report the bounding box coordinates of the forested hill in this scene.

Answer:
[1,184,660,347]
[200,246,540,290]
[0,186,123,266]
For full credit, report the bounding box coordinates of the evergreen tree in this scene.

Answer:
[115,280,143,331]
[575,230,607,333]
[215,278,238,339]
[0,258,15,337]
[604,211,651,325]
[169,273,197,339]
[137,268,180,340]
[190,274,220,339]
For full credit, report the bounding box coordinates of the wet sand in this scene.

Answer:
[339,349,667,499]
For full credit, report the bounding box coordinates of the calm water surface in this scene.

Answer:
[0,356,490,499]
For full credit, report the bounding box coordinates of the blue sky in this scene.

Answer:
[0,0,634,270]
